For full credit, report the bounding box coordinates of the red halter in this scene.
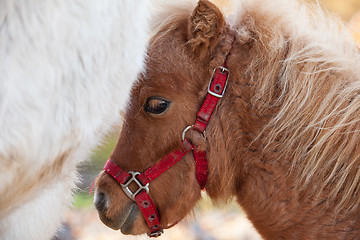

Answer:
[102,65,230,237]
[100,36,235,237]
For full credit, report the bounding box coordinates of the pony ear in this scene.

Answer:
[187,0,225,59]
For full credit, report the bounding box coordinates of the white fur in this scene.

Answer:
[0,0,150,239]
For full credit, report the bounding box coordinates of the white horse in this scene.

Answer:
[0,1,150,239]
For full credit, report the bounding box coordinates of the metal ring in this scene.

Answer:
[182,125,193,141]
[182,125,206,141]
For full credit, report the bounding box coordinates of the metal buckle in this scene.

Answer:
[120,171,149,201]
[149,229,164,238]
[207,66,229,98]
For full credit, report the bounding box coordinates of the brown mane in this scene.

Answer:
[95,0,360,239]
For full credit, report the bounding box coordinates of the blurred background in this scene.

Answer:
[56,0,360,239]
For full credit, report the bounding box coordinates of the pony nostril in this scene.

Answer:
[94,191,109,213]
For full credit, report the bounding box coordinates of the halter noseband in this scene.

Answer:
[101,39,234,237]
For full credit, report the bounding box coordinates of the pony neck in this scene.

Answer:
[201,28,289,202]
[203,22,360,239]
[203,31,267,202]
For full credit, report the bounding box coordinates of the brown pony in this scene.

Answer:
[94,0,360,239]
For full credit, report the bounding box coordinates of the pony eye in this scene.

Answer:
[144,97,171,115]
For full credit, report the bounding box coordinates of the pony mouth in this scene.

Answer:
[99,202,139,234]
[119,203,139,234]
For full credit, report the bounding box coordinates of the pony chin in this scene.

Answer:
[99,201,144,235]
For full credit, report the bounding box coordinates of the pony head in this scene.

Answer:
[94,0,235,235]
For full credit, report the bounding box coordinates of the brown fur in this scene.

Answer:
[95,0,360,239]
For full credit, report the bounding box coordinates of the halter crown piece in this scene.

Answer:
[101,38,234,237]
